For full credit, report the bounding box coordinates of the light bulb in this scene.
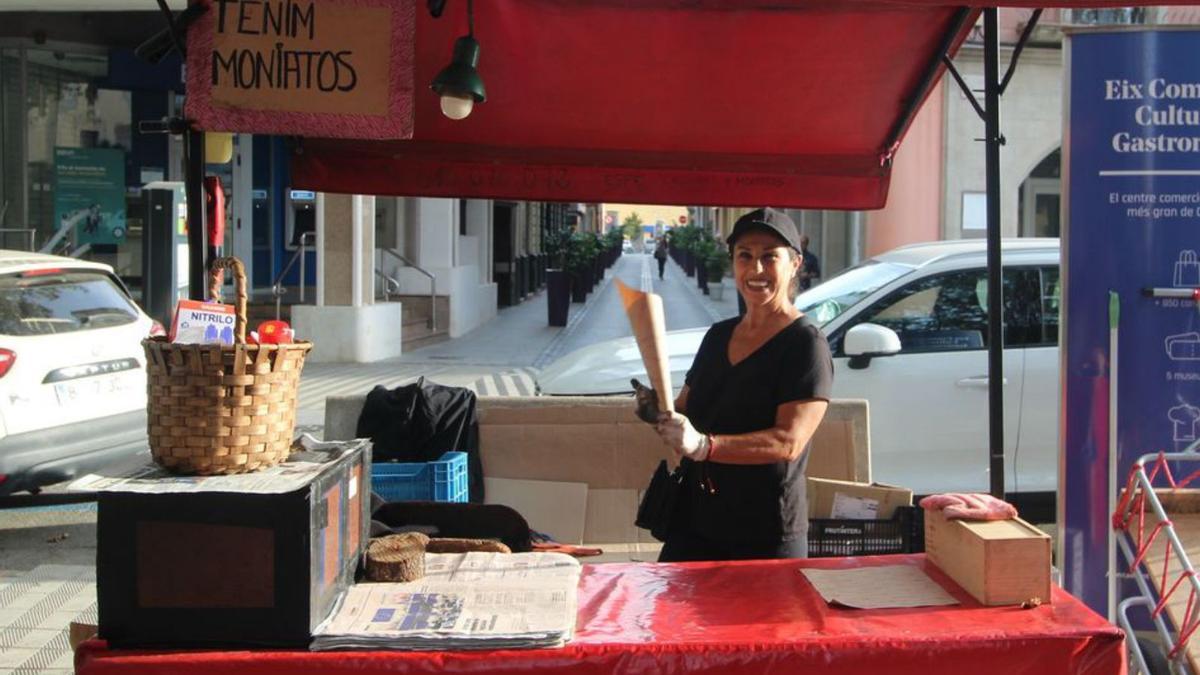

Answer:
[440,93,474,120]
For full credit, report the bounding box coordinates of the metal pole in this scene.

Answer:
[184,128,208,300]
[983,8,1005,499]
[19,47,29,233]
[1107,291,1119,623]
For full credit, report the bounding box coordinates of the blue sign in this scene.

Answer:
[289,190,317,201]
[1063,30,1200,613]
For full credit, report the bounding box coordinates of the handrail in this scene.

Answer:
[379,248,436,330]
[272,231,316,321]
[0,227,36,251]
[374,269,400,301]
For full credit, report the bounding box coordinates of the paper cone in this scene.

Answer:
[615,279,674,413]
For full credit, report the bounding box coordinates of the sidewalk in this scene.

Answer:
[295,259,624,432]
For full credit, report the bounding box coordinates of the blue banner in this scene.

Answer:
[1063,30,1200,613]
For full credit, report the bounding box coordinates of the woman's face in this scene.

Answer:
[732,230,799,308]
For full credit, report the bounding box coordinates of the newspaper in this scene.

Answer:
[68,435,369,495]
[311,552,581,651]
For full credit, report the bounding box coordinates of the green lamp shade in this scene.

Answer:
[431,35,487,103]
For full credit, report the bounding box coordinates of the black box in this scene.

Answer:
[807,506,925,558]
[96,440,371,648]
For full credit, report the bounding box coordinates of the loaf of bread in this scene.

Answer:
[365,532,430,582]
[426,538,512,554]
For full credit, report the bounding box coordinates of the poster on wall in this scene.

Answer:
[53,147,127,246]
[1062,30,1200,614]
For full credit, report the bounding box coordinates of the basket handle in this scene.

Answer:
[208,257,248,344]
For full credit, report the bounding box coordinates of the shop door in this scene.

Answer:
[1021,178,1061,238]
[493,203,514,307]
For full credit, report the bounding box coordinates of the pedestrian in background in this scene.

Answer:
[799,234,821,290]
[654,236,668,280]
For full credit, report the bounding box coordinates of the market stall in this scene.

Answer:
[91,0,1200,672]
[75,554,1122,675]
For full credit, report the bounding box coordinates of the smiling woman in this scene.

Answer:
[647,208,834,563]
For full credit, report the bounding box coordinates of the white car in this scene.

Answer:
[537,238,1061,508]
[0,251,161,495]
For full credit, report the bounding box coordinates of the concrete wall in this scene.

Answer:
[380,197,498,338]
[292,303,403,362]
[942,45,1062,239]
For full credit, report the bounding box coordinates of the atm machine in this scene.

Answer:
[140,182,190,328]
[281,189,317,293]
[286,190,316,249]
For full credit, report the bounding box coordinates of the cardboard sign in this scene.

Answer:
[185,0,414,139]
[170,299,237,345]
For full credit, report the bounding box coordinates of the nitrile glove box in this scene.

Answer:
[94,439,371,648]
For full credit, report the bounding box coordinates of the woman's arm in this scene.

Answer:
[709,399,828,465]
[674,385,690,415]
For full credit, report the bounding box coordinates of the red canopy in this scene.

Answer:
[290,1,1179,209]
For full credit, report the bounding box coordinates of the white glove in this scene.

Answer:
[655,412,711,461]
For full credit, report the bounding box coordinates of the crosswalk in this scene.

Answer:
[297,363,541,412]
[470,368,540,396]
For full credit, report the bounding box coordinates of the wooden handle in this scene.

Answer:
[208,257,248,344]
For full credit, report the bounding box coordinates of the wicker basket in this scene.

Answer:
[143,257,312,475]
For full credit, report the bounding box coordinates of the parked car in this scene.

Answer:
[537,239,1061,505]
[0,251,163,496]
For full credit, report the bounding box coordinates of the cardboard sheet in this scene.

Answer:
[615,279,674,413]
[801,565,959,609]
[583,489,639,544]
[484,477,588,544]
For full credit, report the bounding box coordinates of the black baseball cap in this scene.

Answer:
[726,207,803,253]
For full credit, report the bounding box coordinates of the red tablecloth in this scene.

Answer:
[76,554,1125,675]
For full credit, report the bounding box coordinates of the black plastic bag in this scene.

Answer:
[635,460,684,542]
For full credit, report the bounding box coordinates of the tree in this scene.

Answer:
[621,212,643,241]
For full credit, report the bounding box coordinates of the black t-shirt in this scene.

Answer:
[679,315,833,543]
[801,250,821,289]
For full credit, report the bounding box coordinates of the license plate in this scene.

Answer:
[54,373,134,407]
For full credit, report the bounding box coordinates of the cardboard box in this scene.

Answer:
[169,299,236,344]
[97,440,371,647]
[924,508,1051,606]
[807,477,912,520]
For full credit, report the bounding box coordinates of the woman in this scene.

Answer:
[654,208,832,561]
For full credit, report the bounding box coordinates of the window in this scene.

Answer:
[1038,266,1060,346]
[962,192,987,234]
[836,267,1054,354]
[0,270,139,336]
[845,270,990,354]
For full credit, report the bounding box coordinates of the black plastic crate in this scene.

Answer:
[807,506,925,558]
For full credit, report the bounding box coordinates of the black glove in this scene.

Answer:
[632,378,661,425]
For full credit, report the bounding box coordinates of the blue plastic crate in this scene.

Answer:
[371,451,469,503]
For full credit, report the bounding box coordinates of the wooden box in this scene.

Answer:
[924,508,1051,606]
[96,440,371,648]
